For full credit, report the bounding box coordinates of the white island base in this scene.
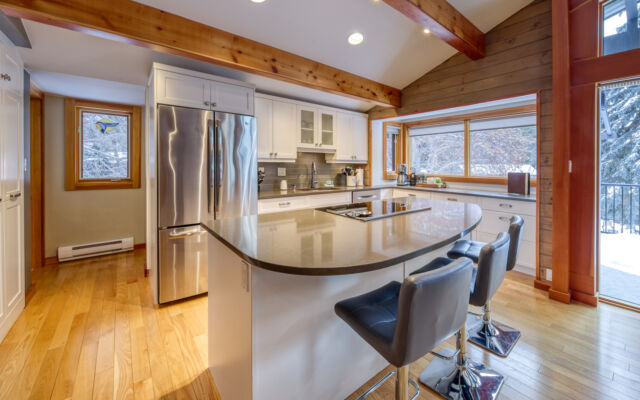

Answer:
[208,237,454,400]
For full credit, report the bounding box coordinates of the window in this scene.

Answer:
[65,98,141,190]
[407,108,537,184]
[383,122,404,179]
[469,115,537,177]
[602,0,640,56]
[409,123,465,176]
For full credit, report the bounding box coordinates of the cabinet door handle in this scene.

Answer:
[211,102,217,107]
[278,201,291,207]
[274,152,278,157]
[499,203,513,209]
[1,73,10,81]
[204,101,210,106]
[408,194,416,197]
[447,198,457,202]
[9,192,21,200]
[269,152,273,156]
[498,216,510,222]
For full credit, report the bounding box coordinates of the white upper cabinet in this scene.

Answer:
[211,81,254,115]
[352,114,369,162]
[156,69,210,110]
[256,96,296,162]
[296,106,336,151]
[153,64,255,115]
[271,100,297,160]
[326,112,368,164]
[256,97,273,160]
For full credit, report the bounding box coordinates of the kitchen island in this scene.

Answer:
[202,198,482,400]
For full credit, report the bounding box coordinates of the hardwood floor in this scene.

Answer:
[0,249,219,400]
[2,249,640,399]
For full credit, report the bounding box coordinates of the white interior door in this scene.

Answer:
[2,85,23,315]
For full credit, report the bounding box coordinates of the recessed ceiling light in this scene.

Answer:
[251,0,266,3]
[348,32,364,45]
[423,28,431,34]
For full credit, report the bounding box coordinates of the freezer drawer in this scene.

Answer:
[159,226,209,303]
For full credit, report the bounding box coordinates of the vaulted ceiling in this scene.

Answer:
[18,0,533,111]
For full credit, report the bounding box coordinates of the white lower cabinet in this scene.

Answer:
[258,192,351,214]
[393,188,536,274]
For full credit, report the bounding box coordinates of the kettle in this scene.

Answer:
[396,164,409,186]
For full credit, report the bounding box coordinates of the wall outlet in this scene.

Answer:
[277,168,286,177]
[258,167,265,173]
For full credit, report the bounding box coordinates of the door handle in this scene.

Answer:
[9,192,21,200]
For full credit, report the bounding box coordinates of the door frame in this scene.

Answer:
[596,77,640,312]
[29,83,44,272]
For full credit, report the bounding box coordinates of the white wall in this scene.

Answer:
[44,94,146,257]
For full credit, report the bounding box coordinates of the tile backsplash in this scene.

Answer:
[258,153,367,191]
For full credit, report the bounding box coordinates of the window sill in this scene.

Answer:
[65,179,140,191]
[426,175,537,187]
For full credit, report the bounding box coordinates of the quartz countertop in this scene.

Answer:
[201,198,482,276]
[258,184,536,202]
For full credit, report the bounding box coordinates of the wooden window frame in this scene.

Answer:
[382,121,405,180]
[65,98,141,190]
[405,105,538,186]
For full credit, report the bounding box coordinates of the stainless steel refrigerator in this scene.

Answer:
[157,105,257,303]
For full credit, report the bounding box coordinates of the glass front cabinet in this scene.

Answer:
[297,106,336,150]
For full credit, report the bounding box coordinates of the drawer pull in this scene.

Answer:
[358,195,375,199]
[499,203,513,209]
[278,201,291,207]
[447,198,457,202]
[9,192,21,200]
[498,216,510,222]
[408,194,416,197]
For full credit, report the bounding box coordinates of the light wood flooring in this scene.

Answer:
[0,249,219,400]
[2,249,640,399]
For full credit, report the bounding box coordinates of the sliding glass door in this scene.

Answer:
[599,79,640,306]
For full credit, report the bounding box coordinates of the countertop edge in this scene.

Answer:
[201,211,482,276]
[258,185,536,202]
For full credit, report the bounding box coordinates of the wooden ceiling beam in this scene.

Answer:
[382,0,485,60]
[0,0,402,107]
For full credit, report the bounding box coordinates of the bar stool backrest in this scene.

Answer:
[470,232,510,307]
[390,258,474,367]
[506,215,524,271]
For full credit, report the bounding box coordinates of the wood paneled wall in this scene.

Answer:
[369,0,553,278]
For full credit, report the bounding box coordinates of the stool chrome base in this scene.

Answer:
[356,368,420,400]
[467,302,521,357]
[419,356,504,400]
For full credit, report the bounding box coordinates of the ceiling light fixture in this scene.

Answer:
[423,28,431,34]
[348,32,364,46]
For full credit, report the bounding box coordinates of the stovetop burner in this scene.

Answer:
[317,197,431,221]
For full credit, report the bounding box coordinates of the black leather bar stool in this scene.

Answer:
[335,258,474,400]
[447,215,524,357]
[411,232,510,400]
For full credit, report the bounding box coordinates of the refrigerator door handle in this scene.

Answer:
[207,118,214,216]
[214,119,222,218]
[168,227,209,239]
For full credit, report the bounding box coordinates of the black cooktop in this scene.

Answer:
[317,197,431,221]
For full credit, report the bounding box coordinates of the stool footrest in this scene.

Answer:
[355,369,420,400]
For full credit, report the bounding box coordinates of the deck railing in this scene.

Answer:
[601,183,640,235]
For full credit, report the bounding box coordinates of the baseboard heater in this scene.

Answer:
[57,237,134,262]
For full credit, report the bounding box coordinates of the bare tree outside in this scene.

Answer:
[81,111,130,179]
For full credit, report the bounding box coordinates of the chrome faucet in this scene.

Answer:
[310,161,318,189]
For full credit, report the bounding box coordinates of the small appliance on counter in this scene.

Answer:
[396,164,409,186]
[507,172,531,195]
[355,168,364,186]
[409,170,417,186]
